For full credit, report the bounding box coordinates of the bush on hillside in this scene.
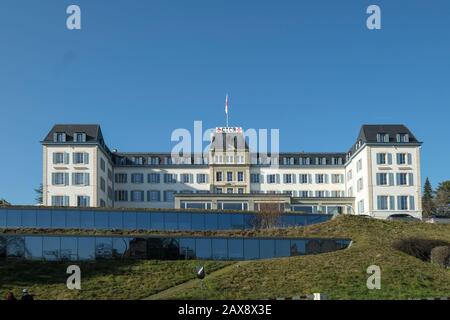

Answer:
[392,238,450,262]
[430,246,450,268]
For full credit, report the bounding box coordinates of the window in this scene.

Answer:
[215,188,222,194]
[356,159,362,172]
[315,174,325,184]
[148,173,160,184]
[267,174,276,184]
[107,169,113,181]
[397,173,408,185]
[298,174,307,184]
[347,170,353,181]
[100,177,106,192]
[148,157,160,165]
[227,188,233,194]
[73,152,89,165]
[130,190,145,202]
[53,152,69,165]
[114,190,128,202]
[376,173,388,186]
[100,158,106,171]
[298,191,309,197]
[131,173,144,184]
[115,173,127,183]
[376,153,386,165]
[163,190,175,202]
[100,199,106,207]
[357,178,363,192]
[52,172,68,185]
[397,153,406,165]
[357,200,364,214]
[131,157,144,165]
[397,133,409,143]
[397,196,408,210]
[376,133,389,143]
[377,196,388,210]
[237,172,244,182]
[216,172,223,182]
[52,196,69,206]
[77,196,90,207]
[54,132,66,142]
[238,188,244,194]
[250,174,260,183]
[107,187,113,200]
[283,174,293,184]
[181,173,193,184]
[315,191,325,198]
[196,174,208,184]
[226,155,234,164]
[147,190,160,202]
[227,171,233,182]
[73,133,86,142]
[331,174,343,184]
[347,187,353,197]
[237,155,245,164]
[72,172,89,186]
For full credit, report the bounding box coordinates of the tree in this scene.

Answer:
[435,180,450,216]
[422,178,435,217]
[34,184,43,204]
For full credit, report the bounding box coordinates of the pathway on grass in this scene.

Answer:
[143,261,250,300]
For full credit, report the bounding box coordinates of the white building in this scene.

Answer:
[41,124,423,219]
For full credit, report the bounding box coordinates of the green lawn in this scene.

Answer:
[1,215,450,300]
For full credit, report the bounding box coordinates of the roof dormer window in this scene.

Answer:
[396,133,409,143]
[376,133,390,143]
[54,132,66,142]
[74,132,87,142]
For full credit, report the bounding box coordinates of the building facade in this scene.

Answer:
[41,124,423,219]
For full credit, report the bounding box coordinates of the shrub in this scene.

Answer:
[392,238,450,262]
[430,246,450,268]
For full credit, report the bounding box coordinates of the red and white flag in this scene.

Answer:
[225,94,229,114]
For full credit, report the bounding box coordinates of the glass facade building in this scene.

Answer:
[0,207,332,231]
[0,235,351,261]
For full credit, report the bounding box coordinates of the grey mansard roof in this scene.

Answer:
[357,124,419,144]
[42,124,104,143]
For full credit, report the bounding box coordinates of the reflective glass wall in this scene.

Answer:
[0,208,332,231]
[0,235,351,261]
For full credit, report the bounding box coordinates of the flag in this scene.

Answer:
[225,94,228,114]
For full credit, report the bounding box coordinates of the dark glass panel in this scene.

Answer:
[95,237,113,259]
[319,239,339,253]
[179,238,196,260]
[217,214,231,230]
[0,210,6,227]
[260,239,275,259]
[61,237,78,261]
[22,210,37,228]
[305,239,321,254]
[228,239,244,260]
[146,237,162,259]
[204,214,218,230]
[244,239,260,260]
[191,213,205,231]
[36,210,52,228]
[7,236,25,258]
[294,215,307,226]
[109,212,123,229]
[136,213,150,230]
[128,237,147,259]
[80,211,95,229]
[25,236,42,260]
[0,236,6,258]
[243,214,255,229]
[78,237,95,260]
[211,239,228,260]
[290,240,306,256]
[112,237,130,259]
[195,238,212,259]
[43,237,60,261]
[275,240,290,258]
[123,212,137,230]
[280,215,296,227]
[230,214,244,230]
[160,238,180,260]
[66,211,81,228]
[6,210,21,228]
[51,210,67,228]
[178,213,191,231]
[95,212,109,230]
[165,214,178,230]
[151,213,164,230]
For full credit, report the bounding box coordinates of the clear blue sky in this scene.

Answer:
[0,0,449,204]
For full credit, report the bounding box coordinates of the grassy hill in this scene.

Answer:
[1,215,450,300]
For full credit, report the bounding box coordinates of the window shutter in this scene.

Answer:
[259,174,264,184]
[407,153,412,165]
[84,152,89,164]
[308,174,312,184]
[408,173,414,186]
[409,196,415,210]
[163,191,167,202]
[64,196,69,206]
[376,173,380,186]
[396,134,400,143]
[64,153,69,164]
[276,174,280,184]
[64,173,69,186]
[53,133,57,142]
[292,174,296,184]
[389,173,394,186]
[390,196,395,210]
[71,173,76,185]
[377,196,381,210]
[397,197,402,210]
[396,154,401,165]
[308,191,314,197]
[52,173,56,185]
[85,173,90,186]
[387,153,392,165]
[376,154,380,165]
[52,153,57,164]
[396,173,401,186]
[324,174,329,184]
